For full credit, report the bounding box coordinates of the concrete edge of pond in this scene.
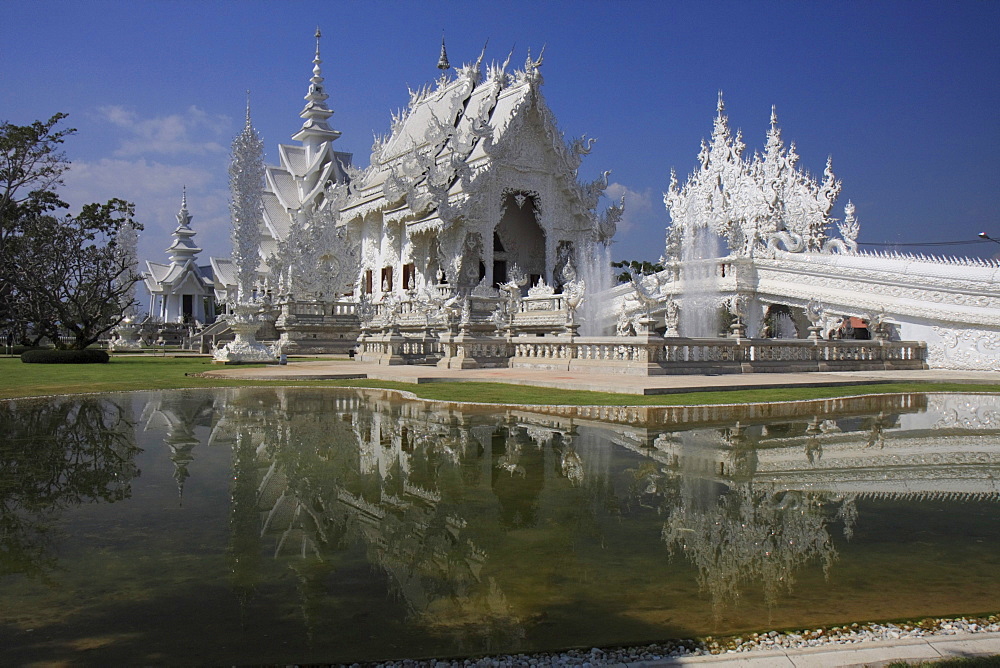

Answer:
[194,361,1000,396]
[361,628,1000,667]
[638,630,1000,667]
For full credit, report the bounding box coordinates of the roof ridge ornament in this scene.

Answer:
[523,45,545,85]
[437,33,450,71]
[176,186,193,231]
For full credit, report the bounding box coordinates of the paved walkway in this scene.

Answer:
[198,358,1000,396]
[646,632,1000,667]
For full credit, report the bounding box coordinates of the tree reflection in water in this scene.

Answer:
[212,387,527,653]
[0,396,139,579]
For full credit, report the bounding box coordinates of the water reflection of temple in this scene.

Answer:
[140,391,218,501]
[637,393,1000,617]
[137,388,1000,639]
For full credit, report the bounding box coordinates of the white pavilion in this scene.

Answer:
[144,190,216,325]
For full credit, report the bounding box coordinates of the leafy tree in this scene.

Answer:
[0,114,142,348]
[611,259,665,284]
[1,114,75,341]
[0,113,74,229]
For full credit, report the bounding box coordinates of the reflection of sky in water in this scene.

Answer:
[1,389,999,665]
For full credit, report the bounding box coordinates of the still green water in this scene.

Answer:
[1,388,998,665]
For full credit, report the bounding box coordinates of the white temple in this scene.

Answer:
[142,31,999,371]
[144,190,216,325]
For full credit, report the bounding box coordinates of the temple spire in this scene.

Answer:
[437,33,450,71]
[292,26,341,148]
[167,188,200,264]
[308,27,328,104]
[177,187,191,228]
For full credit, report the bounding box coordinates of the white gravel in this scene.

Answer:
[349,614,1000,667]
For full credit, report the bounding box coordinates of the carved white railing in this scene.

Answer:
[509,336,927,374]
[357,331,441,364]
[286,300,357,319]
[437,335,512,368]
[518,294,566,312]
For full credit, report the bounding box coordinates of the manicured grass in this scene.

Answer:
[1,355,999,405]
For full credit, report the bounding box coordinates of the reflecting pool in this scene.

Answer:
[1,388,999,665]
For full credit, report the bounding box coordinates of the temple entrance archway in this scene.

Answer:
[495,191,545,288]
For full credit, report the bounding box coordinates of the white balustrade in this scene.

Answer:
[508,335,927,374]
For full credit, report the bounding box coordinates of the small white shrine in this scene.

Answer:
[144,191,216,325]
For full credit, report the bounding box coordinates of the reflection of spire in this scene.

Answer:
[227,429,263,616]
[167,439,197,504]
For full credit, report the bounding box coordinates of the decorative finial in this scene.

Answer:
[717,90,725,114]
[245,89,252,127]
[770,104,778,128]
[437,33,450,71]
[176,185,193,229]
[315,26,322,59]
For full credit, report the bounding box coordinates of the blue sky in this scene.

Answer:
[3,0,998,265]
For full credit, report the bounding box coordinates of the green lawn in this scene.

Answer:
[2,355,999,405]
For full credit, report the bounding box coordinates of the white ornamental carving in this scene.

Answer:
[664,97,849,261]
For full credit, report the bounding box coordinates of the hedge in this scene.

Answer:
[21,349,110,364]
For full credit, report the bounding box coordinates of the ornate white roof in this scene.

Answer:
[255,29,352,273]
[336,48,617,240]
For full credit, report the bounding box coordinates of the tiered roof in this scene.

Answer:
[259,28,352,261]
[145,190,214,295]
[337,48,609,236]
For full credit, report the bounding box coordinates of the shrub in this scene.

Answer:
[21,349,110,364]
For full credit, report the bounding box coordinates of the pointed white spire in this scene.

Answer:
[292,27,341,148]
[230,101,265,302]
[168,188,201,264]
[307,27,329,105]
[177,186,192,228]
